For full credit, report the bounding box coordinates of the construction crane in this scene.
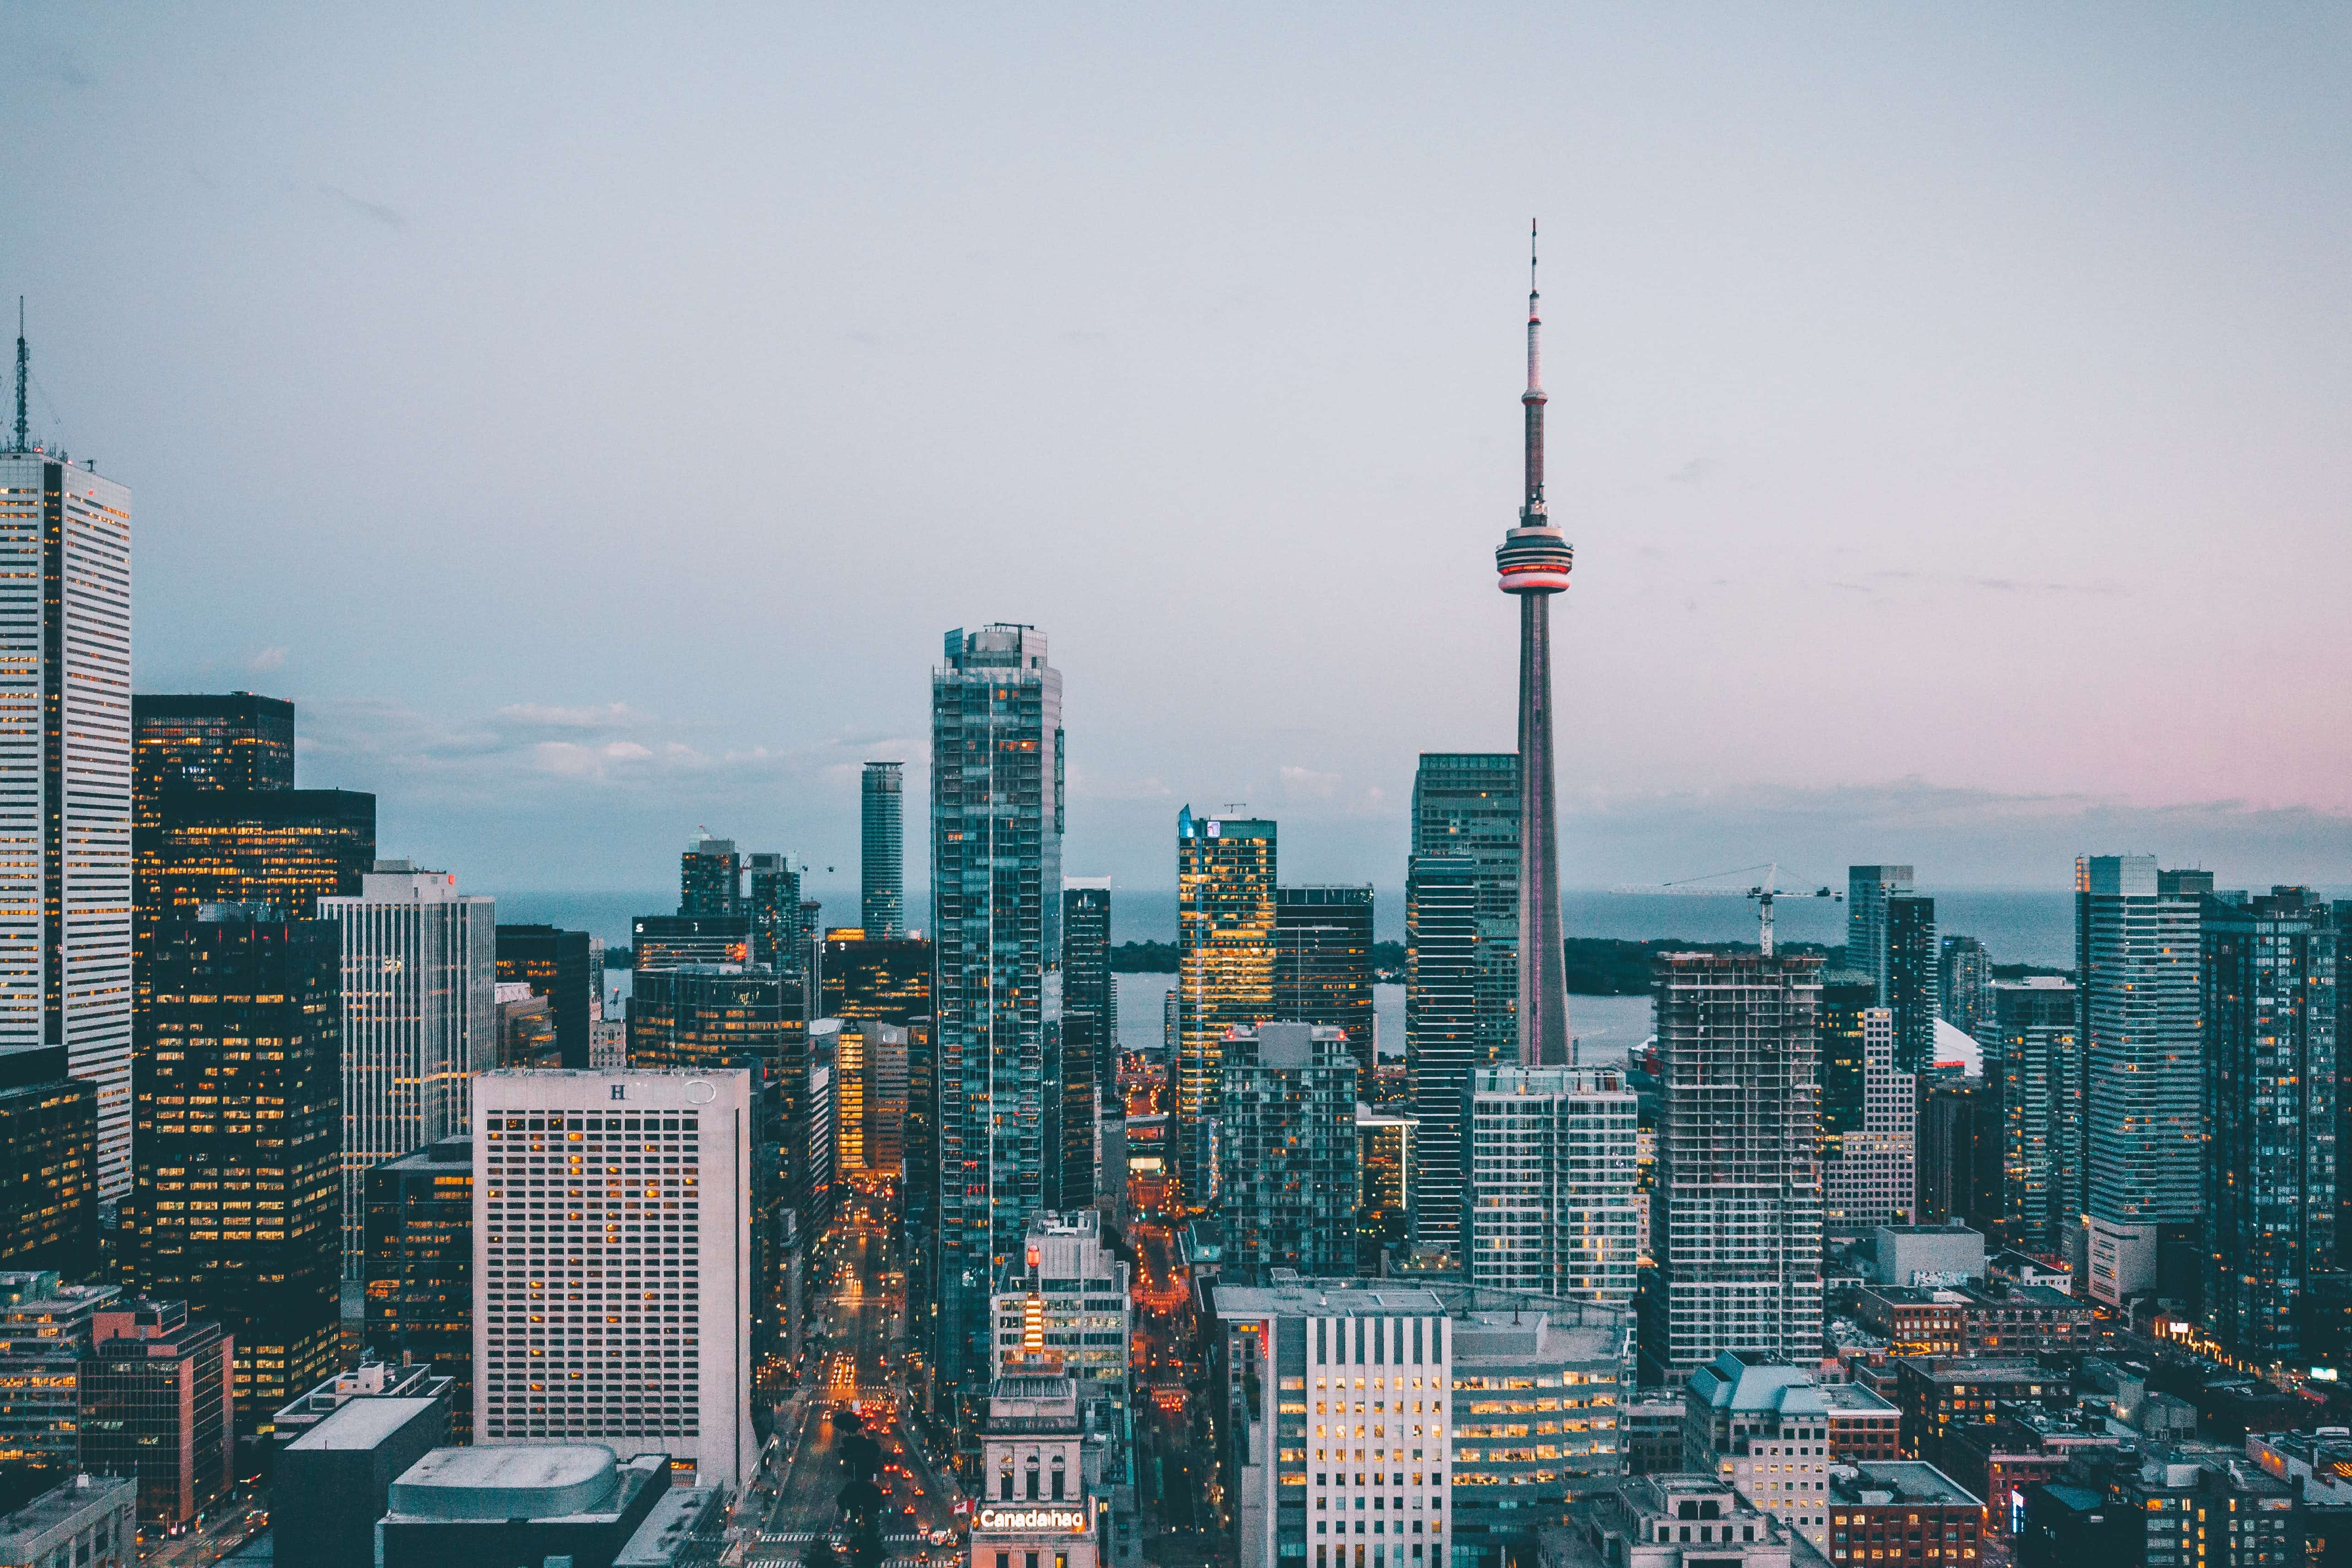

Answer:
[1611,862,1842,957]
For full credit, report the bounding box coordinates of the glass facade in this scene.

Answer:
[822,933,934,1026]
[862,761,906,939]
[1977,977,2076,1251]
[1062,883,1116,1102]
[0,1062,99,1276]
[495,924,592,1069]
[131,693,293,811]
[678,835,741,918]
[1404,854,1478,1255]
[362,1136,474,1440]
[76,1300,233,1526]
[1175,809,1275,1208]
[1275,887,1376,1099]
[1219,1024,1359,1283]
[1410,756,1519,1069]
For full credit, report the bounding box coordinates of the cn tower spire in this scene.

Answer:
[1494,220,1574,1067]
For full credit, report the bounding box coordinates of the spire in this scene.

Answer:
[11,299,27,455]
[1521,220,1546,519]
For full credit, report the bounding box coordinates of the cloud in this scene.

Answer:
[247,645,288,672]
[1668,457,1715,484]
[1280,764,1341,801]
[320,184,405,229]
[495,702,648,732]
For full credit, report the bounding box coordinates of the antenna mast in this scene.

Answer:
[11,299,27,454]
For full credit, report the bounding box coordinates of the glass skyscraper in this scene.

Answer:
[861,761,905,939]
[1175,809,1275,1208]
[1410,753,1520,1063]
[1273,885,1375,1098]
[929,623,1063,1437]
[1062,879,1117,1102]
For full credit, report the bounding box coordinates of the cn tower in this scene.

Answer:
[1494,221,1574,1067]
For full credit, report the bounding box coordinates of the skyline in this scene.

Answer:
[6,6,2350,896]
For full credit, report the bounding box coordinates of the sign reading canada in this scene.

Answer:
[974,1509,1089,1534]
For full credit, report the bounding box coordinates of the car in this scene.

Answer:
[903,1504,918,1515]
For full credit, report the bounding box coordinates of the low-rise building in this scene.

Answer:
[1852,1289,1970,1356]
[1890,1359,2064,1472]
[1541,1474,1808,1568]
[1823,1461,1983,1567]
[969,1376,1099,1568]
[1939,1406,2129,1546]
[75,1299,235,1526]
[2105,1453,2297,1568]
[1983,1251,2070,1294]
[1681,1354,1833,1553]
[274,1395,450,1568]
[271,1359,456,1453]
[0,1274,118,1474]
[1621,1396,1686,1476]
[0,1474,135,1568]
[378,1444,675,1568]
[1818,1384,1901,1464]
[1870,1224,1985,1289]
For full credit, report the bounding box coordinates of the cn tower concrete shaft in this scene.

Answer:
[1516,589,1572,1065]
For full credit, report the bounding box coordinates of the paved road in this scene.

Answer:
[141,1494,268,1568]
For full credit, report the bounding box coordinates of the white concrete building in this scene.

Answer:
[0,450,132,1200]
[1463,1067,1640,1304]
[321,860,496,1279]
[1823,1010,1915,1228]
[472,1069,757,1489]
[991,1209,1133,1423]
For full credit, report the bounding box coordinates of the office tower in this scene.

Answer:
[0,1062,98,1275]
[988,1208,1132,1423]
[1063,879,1117,1099]
[1916,1080,1994,1230]
[628,963,800,1402]
[1410,752,1520,1069]
[320,862,496,1284]
[1462,1066,1639,1303]
[679,833,741,918]
[1815,970,1876,1169]
[132,692,294,804]
[2202,887,2337,1361]
[931,623,1063,1426]
[0,437,131,1204]
[494,983,558,1067]
[1404,849,1479,1254]
[1977,977,2076,1251]
[1355,1106,1414,1272]
[2075,855,2207,1307]
[1641,952,1824,1382]
[1217,1023,1358,1284]
[744,853,803,975]
[0,1273,118,1476]
[861,761,906,938]
[832,1020,871,1178]
[1174,807,1275,1206]
[495,924,592,1069]
[1274,886,1376,1096]
[1939,936,1990,1038]
[820,930,934,1024]
[133,905,342,1424]
[799,898,824,986]
[362,1136,474,1441]
[139,787,376,933]
[1044,1002,1095,1214]
[78,1299,235,1526]
[473,1069,758,1490]
[1491,229,1574,1069]
[631,913,752,971]
[1885,893,1939,1076]
[1822,1009,1913,1228]
[1846,866,1914,1001]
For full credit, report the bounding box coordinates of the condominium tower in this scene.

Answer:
[1273,886,1376,1097]
[1820,1008,1914,1228]
[930,623,1063,1421]
[1846,866,1913,1004]
[1218,1023,1359,1284]
[1462,1066,1639,1304]
[1976,977,2076,1251]
[320,862,496,1281]
[1174,807,1274,1207]
[862,761,905,938]
[0,442,132,1199]
[1062,879,1117,1101]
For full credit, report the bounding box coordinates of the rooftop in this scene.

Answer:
[1688,1352,1829,1418]
[1453,1309,1631,1368]
[1211,1277,1447,1320]
[287,1395,440,1451]
[387,1444,642,1521]
[1829,1461,1982,1508]
[615,1485,724,1567]
[0,1475,135,1548]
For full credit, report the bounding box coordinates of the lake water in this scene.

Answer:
[1113,974,1654,1068]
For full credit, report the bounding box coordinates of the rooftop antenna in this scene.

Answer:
[11,299,27,455]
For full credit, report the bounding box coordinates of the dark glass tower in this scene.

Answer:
[1404,850,1477,1253]
[1492,226,1574,1067]
[362,1136,474,1439]
[132,905,342,1426]
[137,789,376,937]
[1273,885,1376,1098]
[1885,892,1940,1076]
[133,693,294,813]
[494,924,592,1069]
[1409,752,1520,1070]
[0,1051,98,1276]
[821,932,934,1026]
[862,761,906,939]
[1062,881,1117,1103]
[1816,969,1879,1167]
[679,834,741,918]
[746,852,805,976]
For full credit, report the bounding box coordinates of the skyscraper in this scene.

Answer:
[1939,935,1991,1039]
[0,1056,98,1275]
[320,862,496,1284]
[820,930,934,1025]
[679,834,741,918]
[861,761,905,939]
[1815,969,1877,1169]
[630,913,752,971]
[1273,886,1376,1096]
[930,623,1063,1428]
[473,1069,757,1488]
[1641,951,1823,1382]
[2202,886,2336,1360]
[2075,855,2207,1307]
[1846,866,1914,999]
[744,852,804,975]
[1885,893,1939,1076]
[1462,1066,1640,1304]
[1410,752,1520,1065]
[1820,1008,1914,1228]
[495,924,593,1069]
[133,904,343,1424]
[1405,849,1478,1254]
[1492,227,1574,1069]
[1062,879,1117,1102]
[363,1136,474,1441]
[1174,808,1275,1207]
[1977,977,2077,1251]
[1216,1023,1359,1285]
[0,435,131,1200]
[132,693,294,805]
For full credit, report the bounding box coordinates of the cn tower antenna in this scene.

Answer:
[11,298,27,455]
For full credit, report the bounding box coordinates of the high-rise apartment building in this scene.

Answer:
[132,693,294,805]
[1816,970,1876,1169]
[820,930,934,1025]
[679,834,741,918]
[1410,754,1520,1068]
[133,905,343,1423]
[1916,1080,1995,1230]
[862,761,905,938]
[1404,851,1479,1255]
[1977,977,2076,1251]
[473,1069,758,1489]
[1462,1066,1639,1303]
[2075,855,2207,1306]
[320,862,496,1283]
[930,623,1063,1425]
[2202,886,2337,1361]
[1939,936,1990,1039]
[0,447,131,1200]
[745,853,804,975]
[1175,808,1275,1207]
[1821,1009,1914,1229]
[495,924,593,1069]
[1641,952,1823,1382]
[362,1136,474,1441]
[1356,1106,1413,1273]
[1274,886,1376,1096]
[1217,1023,1358,1284]
[1062,879,1117,1100]
[1886,894,1939,1077]
[1846,867,1913,1003]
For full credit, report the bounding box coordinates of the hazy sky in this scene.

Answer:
[7,5,2348,897]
